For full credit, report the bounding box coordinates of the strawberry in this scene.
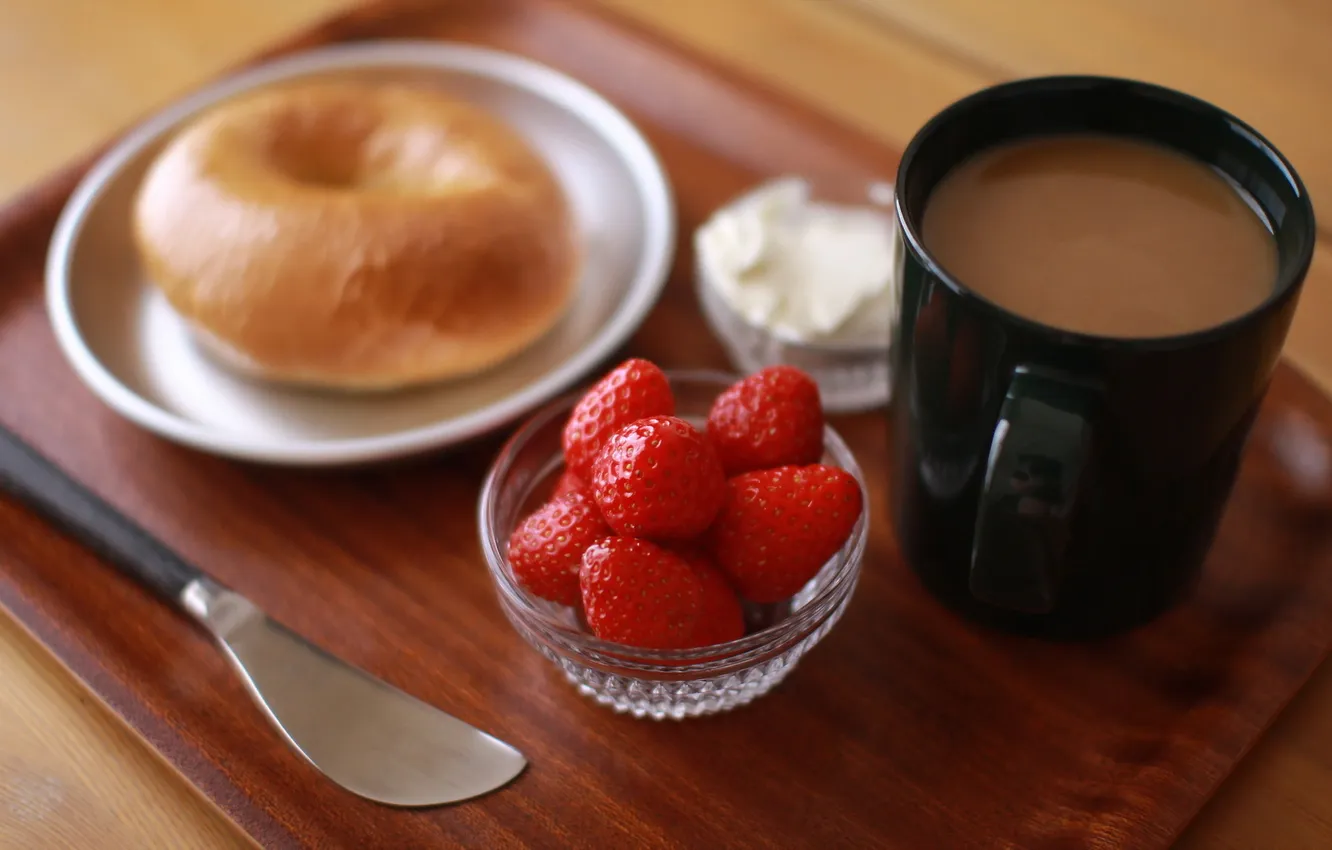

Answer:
[551,469,587,500]
[707,366,824,475]
[562,358,674,480]
[580,537,702,649]
[672,548,745,647]
[710,464,863,603]
[590,415,726,539]
[507,492,611,606]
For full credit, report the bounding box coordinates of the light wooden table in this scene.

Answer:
[2,1,1331,847]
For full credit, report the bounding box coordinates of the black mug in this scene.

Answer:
[890,76,1317,638]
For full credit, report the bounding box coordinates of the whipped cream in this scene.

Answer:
[695,176,900,345]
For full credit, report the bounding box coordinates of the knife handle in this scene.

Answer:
[0,425,202,605]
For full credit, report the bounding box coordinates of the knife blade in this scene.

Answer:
[0,425,525,807]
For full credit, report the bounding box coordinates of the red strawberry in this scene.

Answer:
[710,465,863,603]
[672,548,745,647]
[562,359,674,480]
[591,415,726,539]
[507,492,611,606]
[707,366,825,475]
[580,537,702,649]
[551,469,586,500]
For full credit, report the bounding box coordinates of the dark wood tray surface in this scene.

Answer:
[3,1,1332,847]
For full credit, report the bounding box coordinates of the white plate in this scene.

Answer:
[46,41,675,466]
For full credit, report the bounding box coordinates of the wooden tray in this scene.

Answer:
[3,0,1332,846]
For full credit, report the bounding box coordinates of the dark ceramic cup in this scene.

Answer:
[890,76,1316,638]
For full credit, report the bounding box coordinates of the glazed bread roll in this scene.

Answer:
[132,81,579,391]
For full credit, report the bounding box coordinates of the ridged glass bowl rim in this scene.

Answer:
[477,369,869,666]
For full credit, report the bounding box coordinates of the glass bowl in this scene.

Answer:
[477,371,869,719]
[694,175,898,414]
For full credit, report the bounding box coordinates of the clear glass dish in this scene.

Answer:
[477,371,869,719]
[694,175,897,414]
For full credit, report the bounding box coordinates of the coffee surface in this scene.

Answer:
[921,135,1277,337]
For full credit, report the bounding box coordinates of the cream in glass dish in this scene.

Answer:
[694,175,900,413]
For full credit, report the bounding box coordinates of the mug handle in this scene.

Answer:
[969,365,1098,614]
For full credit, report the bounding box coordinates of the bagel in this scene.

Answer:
[132,80,579,391]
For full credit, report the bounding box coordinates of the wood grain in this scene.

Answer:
[0,0,344,202]
[841,0,1332,219]
[1,1,1332,847]
[0,4,345,846]
[0,614,251,850]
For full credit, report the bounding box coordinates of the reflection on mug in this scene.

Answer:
[1008,455,1067,520]
[911,283,1002,501]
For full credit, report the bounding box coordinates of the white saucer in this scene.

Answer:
[45,41,675,466]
